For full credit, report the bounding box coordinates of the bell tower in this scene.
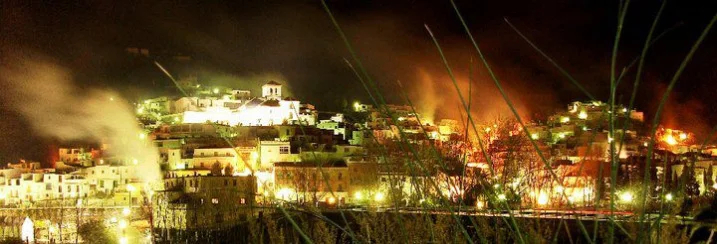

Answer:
[262,81,282,100]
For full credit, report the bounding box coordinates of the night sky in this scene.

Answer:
[1,0,716,163]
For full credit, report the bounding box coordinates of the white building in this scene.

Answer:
[176,81,309,126]
[259,141,300,170]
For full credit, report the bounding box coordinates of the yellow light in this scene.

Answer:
[531,133,539,140]
[665,134,677,145]
[679,133,688,140]
[353,102,360,110]
[712,183,717,190]
[110,217,117,223]
[99,159,104,164]
[619,191,633,203]
[49,225,55,233]
[137,107,144,114]
[497,194,507,201]
[558,133,565,139]
[665,193,673,201]
[560,116,570,123]
[138,133,146,140]
[119,237,128,244]
[127,184,136,192]
[354,192,363,200]
[484,127,491,133]
[0,192,6,200]
[276,188,294,200]
[173,117,180,122]
[374,192,385,202]
[132,159,138,165]
[493,184,500,189]
[328,197,336,205]
[119,219,127,229]
[213,88,220,94]
[578,111,588,119]
[109,97,115,101]
[122,207,131,216]
[476,200,485,209]
[622,108,628,113]
[537,192,549,206]
[554,185,564,194]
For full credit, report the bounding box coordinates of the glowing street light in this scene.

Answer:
[679,133,688,140]
[119,237,128,244]
[665,193,673,201]
[122,207,131,216]
[374,192,385,202]
[119,219,127,229]
[537,192,549,206]
[476,200,485,209]
[138,133,146,140]
[354,192,363,200]
[328,197,336,205]
[619,191,634,203]
[578,111,588,119]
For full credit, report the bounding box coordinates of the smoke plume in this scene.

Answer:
[0,51,161,184]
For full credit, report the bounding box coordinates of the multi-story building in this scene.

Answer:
[273,161,349,205]
[152,175,256,232]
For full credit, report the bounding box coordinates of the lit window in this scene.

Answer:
[240,198,246,204]
[212,198,219,204]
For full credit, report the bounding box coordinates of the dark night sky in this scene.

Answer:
[1,0,716,163]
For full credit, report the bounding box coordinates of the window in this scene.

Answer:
[338,173,343,180]
[233,179,237,186]
[240,198,246,204]
[212,198,219,204]
[279,146,289,154]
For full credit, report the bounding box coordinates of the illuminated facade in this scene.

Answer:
[176,81,310,126]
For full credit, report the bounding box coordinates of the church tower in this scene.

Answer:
[262,81,282,100]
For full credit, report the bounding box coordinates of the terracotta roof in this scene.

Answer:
[261,99,281,107]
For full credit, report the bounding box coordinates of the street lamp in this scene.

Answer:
[619,191,633,203]
[374,192,385,202]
